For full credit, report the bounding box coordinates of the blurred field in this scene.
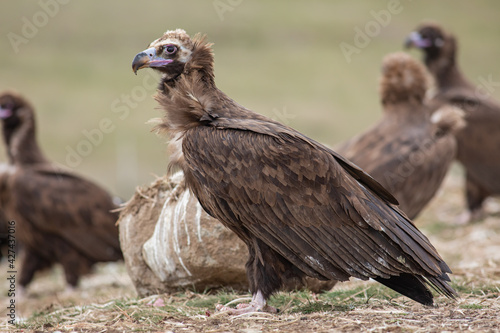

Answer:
[1,1,500,199]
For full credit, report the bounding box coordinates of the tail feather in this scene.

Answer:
[424,275,458,299]
[374,273,456,306]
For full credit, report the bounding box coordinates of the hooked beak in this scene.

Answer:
[132,46,174,74]
[404,31,432,49]
[0,107,12,119]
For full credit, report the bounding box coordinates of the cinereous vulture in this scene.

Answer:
[132,29,456,313]
[337,52,465,220]
[0,91,122,291]
[406,23,500,223]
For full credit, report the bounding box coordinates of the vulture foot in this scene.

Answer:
[215,290,278,315]
[215,302,278,315]
[456,209,485,225]
[16,286,27,301]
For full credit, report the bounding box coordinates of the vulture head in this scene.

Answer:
[0,91,35,144]
[405,23,457,69]
[132,29,214,85]
[0,91,45,165]
[380,52,428,107]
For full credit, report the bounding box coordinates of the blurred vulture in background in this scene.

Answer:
[0,208,8,260]
[406,23,500,223]
[0,91,122,291]
[337,52,465,219]
[132,29,456,314]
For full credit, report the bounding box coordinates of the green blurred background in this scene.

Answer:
[1,1,500,200]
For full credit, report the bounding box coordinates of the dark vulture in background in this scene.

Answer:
[406,23,500,223]
[0,91,123,290]
[0,208,8,260]
[132,29,456,313]
[336,52,465,219]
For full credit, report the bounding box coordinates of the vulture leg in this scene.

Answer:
[458,173,489,224]
[19,248,51,288]
[216,240,290,314]
[60,251,93,287]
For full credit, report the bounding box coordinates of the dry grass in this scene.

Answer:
[1,169,499,332]
[4,279,499,332]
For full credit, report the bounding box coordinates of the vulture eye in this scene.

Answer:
[165,45,177,54]
[434,38,444,47]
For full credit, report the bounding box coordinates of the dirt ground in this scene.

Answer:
[1,169,499,332]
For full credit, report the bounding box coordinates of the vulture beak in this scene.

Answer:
[404,32,431,49]
[132,46,174,74]
[0,107,12,119]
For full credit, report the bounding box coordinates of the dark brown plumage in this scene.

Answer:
[0,91,122,290]
[0,208,8,260]
[406,23,500,222]
[132,29,456,313]
[336,52,465,219]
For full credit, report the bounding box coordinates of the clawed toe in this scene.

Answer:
[215,302,278,315]
[215,291,278,315]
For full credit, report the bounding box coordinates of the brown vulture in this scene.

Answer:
[132,29,456,313]
[0,91,123,291]
[0,208,8,260]
[406,23,500,223]
[336,52,465,220]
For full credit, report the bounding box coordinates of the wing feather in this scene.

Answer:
[7,165,121,261]
[182,119,452,289]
